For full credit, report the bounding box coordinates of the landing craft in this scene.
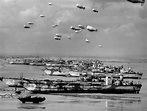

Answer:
[70,26,81,31]
[40,15,45,17]
[78,25,85,29]
[28,22,34,25]
[86,25,98,32]
[126,0,145,6]
[92,9,98,13]
[24,25,30,28]
[76,4,85,10]
[48,2,53,6]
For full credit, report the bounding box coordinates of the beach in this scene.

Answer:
[0,58,147,111]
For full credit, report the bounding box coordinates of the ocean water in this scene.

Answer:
[0,58,147,111]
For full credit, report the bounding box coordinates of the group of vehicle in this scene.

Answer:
[22,0,146,45]
[3,57,144,88]
[22,1,101,45]
[0,60,143,104]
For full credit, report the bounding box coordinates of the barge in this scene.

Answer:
[24,80,142,94]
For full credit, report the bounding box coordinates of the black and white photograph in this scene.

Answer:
[0,0,147,111]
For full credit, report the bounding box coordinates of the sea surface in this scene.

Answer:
[0,58,147,111]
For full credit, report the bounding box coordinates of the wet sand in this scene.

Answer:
[0,58,147,111]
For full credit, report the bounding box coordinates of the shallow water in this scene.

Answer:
[0,59,147,111]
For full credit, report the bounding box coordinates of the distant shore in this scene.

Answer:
[0,55,146,63]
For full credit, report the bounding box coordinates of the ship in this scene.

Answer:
[92,68,143,79]
[24,78,142,94]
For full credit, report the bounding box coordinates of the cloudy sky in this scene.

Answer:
[0,0,147,58]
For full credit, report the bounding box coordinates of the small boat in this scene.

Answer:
[18,95,45,103]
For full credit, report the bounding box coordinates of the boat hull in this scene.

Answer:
[30,84,142,94]
[18,96,45,103]
[93,73,143,79]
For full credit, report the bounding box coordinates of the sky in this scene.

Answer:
[0,0,147,58]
